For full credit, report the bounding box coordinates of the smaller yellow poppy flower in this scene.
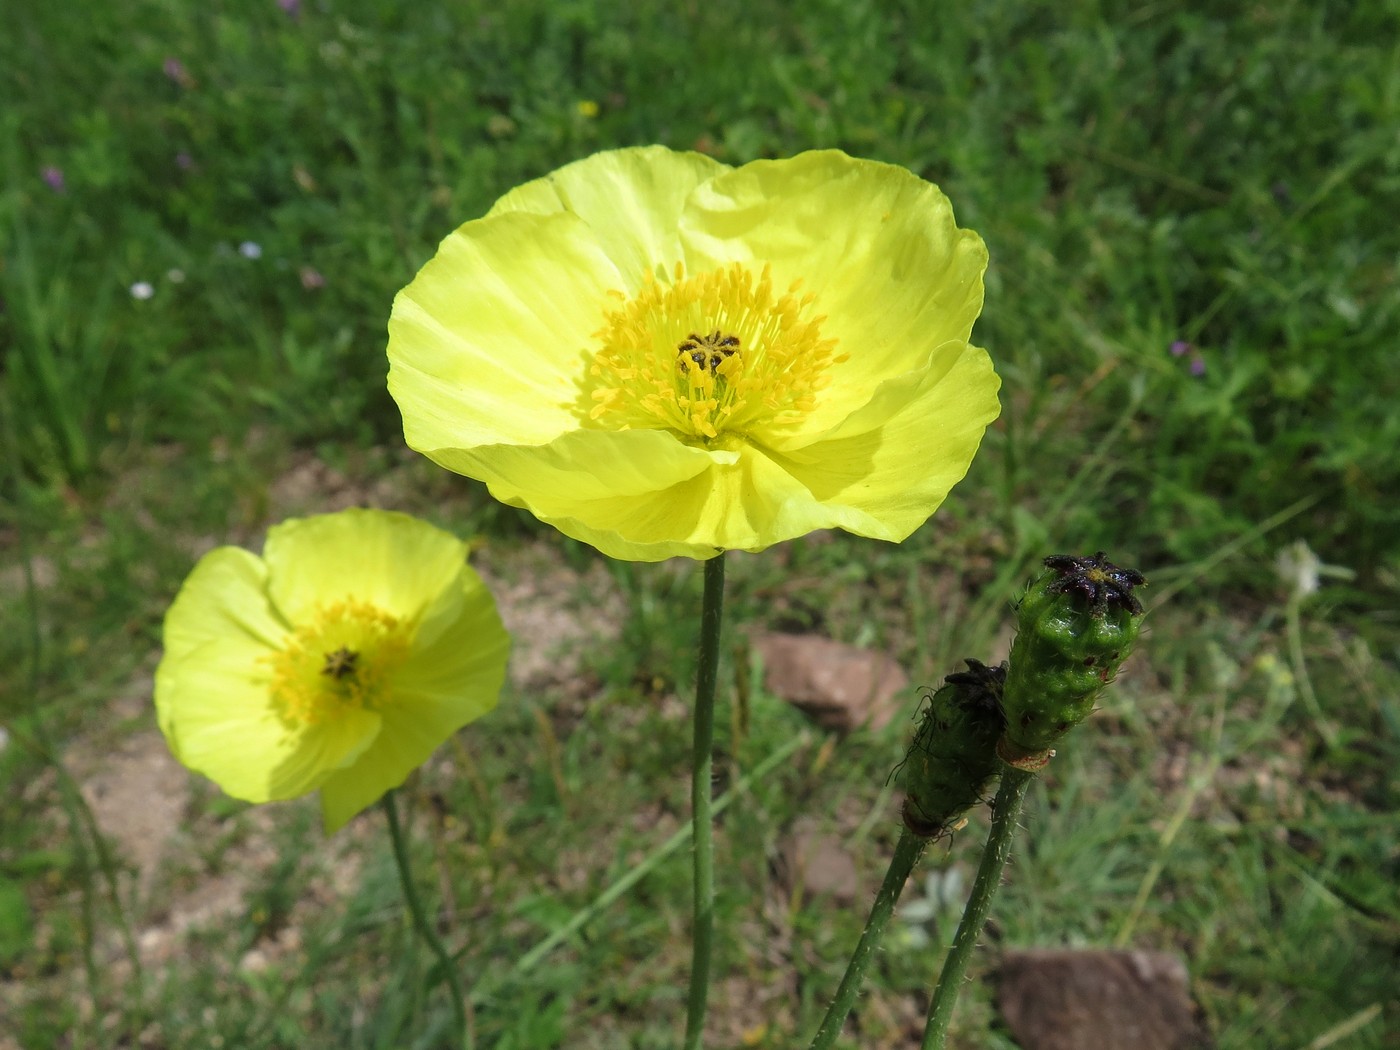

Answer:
[154,509,509,833]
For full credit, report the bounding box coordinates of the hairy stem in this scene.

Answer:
[808,828,928,1050]
[683,553,727,1050]
[921,766,1034,1049]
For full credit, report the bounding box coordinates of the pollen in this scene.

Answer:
[588,262,845,440]
[264,599,412,725]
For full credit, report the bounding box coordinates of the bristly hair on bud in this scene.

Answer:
[899,659,1007,839]
[998,552,1147,764]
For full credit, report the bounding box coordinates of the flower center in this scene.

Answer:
[265,599,412,726]
[588,262,845,440]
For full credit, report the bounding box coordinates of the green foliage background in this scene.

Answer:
[2,1,1397,1048]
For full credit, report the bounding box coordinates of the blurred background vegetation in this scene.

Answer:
[2,0,1396,1047]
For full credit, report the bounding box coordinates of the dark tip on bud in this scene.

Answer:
[1041,551,1146,617]
[942,658,1007,712]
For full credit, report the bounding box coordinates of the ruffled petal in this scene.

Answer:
[679,150,987,437]
[390,211,623,448]
[395,566,511,707]
[420,424,716,509]
[161,547,287,662]
[509,441,834,561]
[155,637,381,803]
[318,568,509,832]
[487,145,730,280]
[513,342,998,559]
[263,509,467,625]
[769,342,1001,538]
[155,632,275,770]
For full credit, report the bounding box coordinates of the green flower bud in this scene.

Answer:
[1000,552,1146,763]
[901,659,1006,838]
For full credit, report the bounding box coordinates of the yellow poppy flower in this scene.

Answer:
[154,509,509,833]
[388,147,1000,561]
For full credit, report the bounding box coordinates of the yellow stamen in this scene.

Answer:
[264,600,412,725]
[588,262,844,440]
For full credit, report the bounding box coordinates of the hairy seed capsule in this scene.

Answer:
[901,659,1007,838]
[999,552,1146,762]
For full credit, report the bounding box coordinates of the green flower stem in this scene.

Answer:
[382,791,473,1050]
[683,552,727,1050]
[920,765,1035,1050]
[499,731,806,987]
[808,828,929,1050]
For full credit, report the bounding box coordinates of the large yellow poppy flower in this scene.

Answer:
[388,147,1000,562]
[154,509,509,833]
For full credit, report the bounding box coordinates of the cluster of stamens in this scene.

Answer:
[263,600,411,725]
[588,262,845,441]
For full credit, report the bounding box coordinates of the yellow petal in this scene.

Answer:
[680,150,987,434]
[389,212,621,448]
[156,637,381,802]
[420,425,713,511]
[263,509,466,625]
[500,441,818,561]
[398,565,512,698]
[488,145,730,279]
[318,568,509,833]
[155,632,272,767]
[770,341,1002,538]
[157,546,287,745]
[161,547,287,660]
[492,344,998,558]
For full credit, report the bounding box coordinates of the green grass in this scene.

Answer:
[3,0,1398,1047]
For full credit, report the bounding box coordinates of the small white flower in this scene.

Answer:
[239,241,263,260]
[166,268,187,284]
[130,281,155,300]
[1275,541,1321,598]
[1275,540,1354,601]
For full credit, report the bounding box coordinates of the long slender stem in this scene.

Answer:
[920,766,1034,1049]
[808,828,928,1050]
[683,553,727,1050]
[382,791,473,1050]
[498,731,805,989]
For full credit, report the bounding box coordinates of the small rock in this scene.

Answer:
[997,948,1215,1050]
[779,819,860,906]
[754,632,909,733]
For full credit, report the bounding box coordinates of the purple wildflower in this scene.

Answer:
[41,166,65,192]
[1169,340,1190,358]
[277,0,301,17]
[1189,357,1206,377]
[176,151,195,171]
[163,57,195,89]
